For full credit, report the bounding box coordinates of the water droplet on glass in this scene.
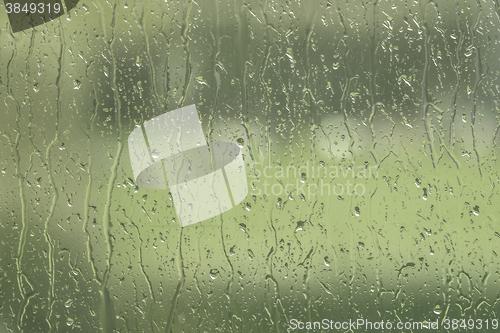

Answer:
[209,269,219,279]
[296,221,305,232]
[300,173,307,182]
[277,197,283,209]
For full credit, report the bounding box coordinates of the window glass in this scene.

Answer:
[1,0,499,331]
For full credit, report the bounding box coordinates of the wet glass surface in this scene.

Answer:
[1,0,499,331]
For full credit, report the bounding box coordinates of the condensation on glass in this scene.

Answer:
[0,0,499,331]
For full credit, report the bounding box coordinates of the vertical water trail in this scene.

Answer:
[470,0,486,177]
[207,0,220,145]
[193,225,205,331]
[266,205,288,333]
[125,210,156,332]
[42,26,65,332]
[164,228,185,333]
[234,0,255,161]
[136,2,165,111]
[447,0,464,150]
[258,0,272,169]
[419,0,436,169]
[366,1,382,315]
[159,1,171,109]
[220,216,239,333]
[367,1,380,165]
[164,2,191,331]
[303,2,317,127]
[100,0,124,330]
[430,7,460,168]
[337,6,356,162]
[178,0,193,107]
[13,29,36,332]
[83,59,100,289]
[470,0,494,312]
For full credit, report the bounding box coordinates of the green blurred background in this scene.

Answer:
[1,0,499,331]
